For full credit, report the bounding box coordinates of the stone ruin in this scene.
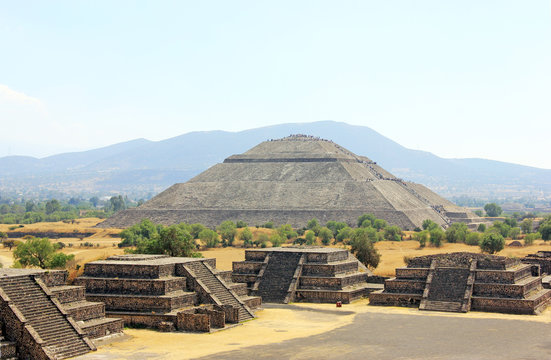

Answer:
[99,135,486,231]
[370,252,551,314]
[232,247,379,304]
[74,254,261,333]
[0,268,123,360]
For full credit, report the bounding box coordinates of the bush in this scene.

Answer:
[480,232,505,254]
[217,221,237,246]
[540,223,551,241]
[336,227,353,243]
[524,232,540,246]
[477,223,486,233]
[318,227,333,245]
[357,213,376,228]
[200,229,220,248]
[403,255,413,266]
[508,227,521,240]
[305,231,316,245]
[413,230,428,247]
[350,234,380,270]
[239,227,253,247]
[429,228,445,247]
[373,219,387,230]
[307,218,319,230]
[277,224,297,240]
[326,221,347,238]
[270,233,283,247]
[422,219,438,231]
[445,223,468,243]
[465,232,481,246]
[263,221,274,229]
[236,220,248,228]
[383,226,402,241]
[256,234,269,247]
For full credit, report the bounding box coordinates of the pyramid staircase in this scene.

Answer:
[419,260,476,313]
[253,252,303,303]
[0,275,94,360]
[183,261,254,321]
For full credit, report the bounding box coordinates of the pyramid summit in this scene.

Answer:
[99,134,482,229]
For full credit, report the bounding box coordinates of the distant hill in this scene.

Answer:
[1,121,550,199]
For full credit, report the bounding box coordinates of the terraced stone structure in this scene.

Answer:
[232,247,375,304]
[0,268,121,360]
[370,252,551,314]
[99,135,484,230]
[75,255,260,332]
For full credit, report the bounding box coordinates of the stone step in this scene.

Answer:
[422,300,463,312]
[64,301,105,321]
[79,317,124,339]
[49,285,86,303]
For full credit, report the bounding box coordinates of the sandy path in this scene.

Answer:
[77,299,551,360]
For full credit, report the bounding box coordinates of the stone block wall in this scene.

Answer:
[84,263,176,279]
[75,277,186,295]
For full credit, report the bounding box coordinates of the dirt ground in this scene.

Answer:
[77,300,551,360]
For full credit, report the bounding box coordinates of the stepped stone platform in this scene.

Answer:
[523,251,551,276]
[75,254,260,332]
[232,247,378,304]
[99,135,483,230]
[0,269,101,360]
[369,252,551,314]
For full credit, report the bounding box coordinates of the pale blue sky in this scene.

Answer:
[1,1,550,168]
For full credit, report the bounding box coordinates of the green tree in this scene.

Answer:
[25,201,36,212]
[373,219,387,230]
[429,228,445,247]
[277,224,297,240]
[465,232,481,246]
[200,229,220,248]
[349,231,380,270]
[484,203,502,217]
[477,223,486,233]
[504,218,517,228]
[305,230,316,245]
[490,221,511,238]
[521,219,533,234]
[119,219,160,248]
[357,214,376,228]
[217,221,237,246]
[307,218,319,230]
[383,226,402,241]
[236,220,248,228]
[413,230,429,247]
[256,234,269,247]
[474,210,484,217]
[524,232,540,246]
[45,199,61,215]
[422,219,439,231]
[480,232,505,254]
[326,221,347,238]
[190,224,206,239]
[445,222,468,243]
[318,227,333,245]
[14,237,74,269]
[540,223,551,241]
[158,225,197,257]
[270,233,283,247]
[240,228,253,247]
[336,227,353,243]
[508,227,521,240]
[108,195,127,213]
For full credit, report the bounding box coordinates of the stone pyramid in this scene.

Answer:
[100,135,481,230]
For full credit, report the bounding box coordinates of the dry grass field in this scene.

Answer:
[1,218,550,278]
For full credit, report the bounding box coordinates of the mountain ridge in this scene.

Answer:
[1,121,549,199]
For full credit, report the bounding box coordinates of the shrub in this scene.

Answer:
[239,227,253,247]
[422,219,438,231]
[236,220,248,228]
[270,234,283,247]
[305,231,316,245]
[350,235,380,270]
[200,229,220,248]
[445,223,468,243]
[465,232,481,246]
[540,223,551,241]
[326,221,347,238]
[256,234,269,247]
[508,227,521,240]
[277,224,297,240]
[373,219,387,230]
[263,221,274,229]
[429,228,445,247]
[480,232,505,254]
[413,230,428,247]
[383,226,402,241]
[403,255,413,266]
[477,223,486,233]
[357,214,376,228]
[318,227,333,245]
[336,227,353,243]
[217,221,237,246]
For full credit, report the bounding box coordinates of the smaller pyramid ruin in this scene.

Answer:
[232,247,378,304]
[0,269,120,360]
[75,255,260,332]
[369,252,551,314]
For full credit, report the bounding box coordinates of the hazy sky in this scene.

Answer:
[1,1,550,169]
